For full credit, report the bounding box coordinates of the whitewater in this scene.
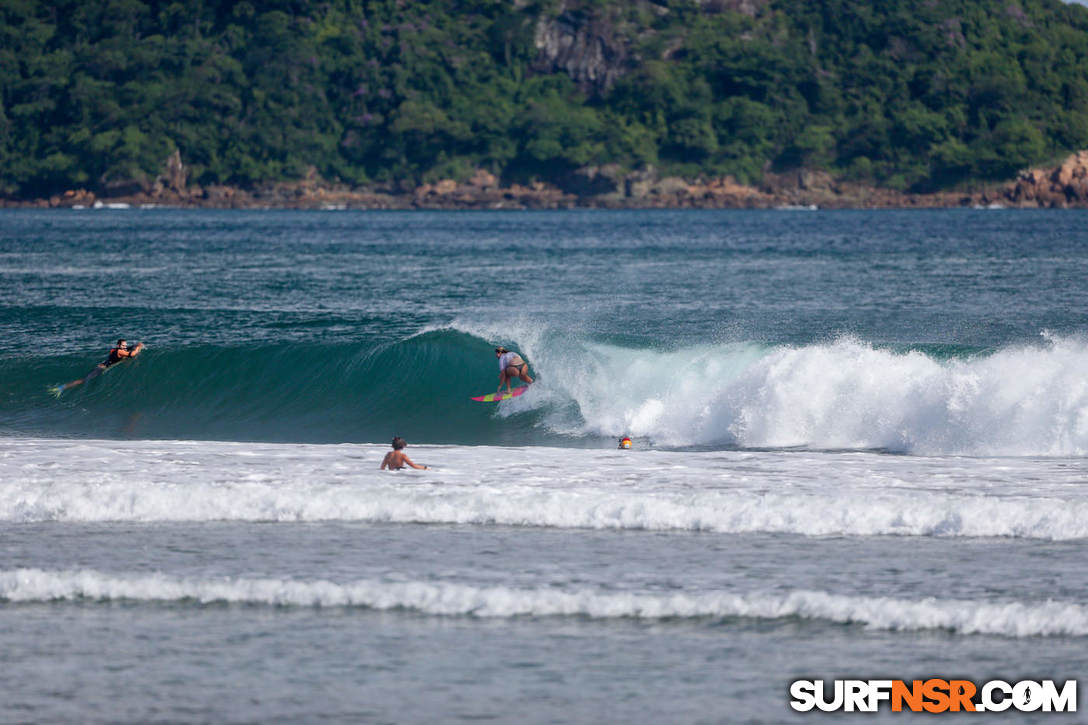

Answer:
[4,437,1088,540]
[6,567,1088,637]
[2,208,1087,722]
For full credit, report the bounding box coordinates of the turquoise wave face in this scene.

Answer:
[7,327,1088,456]
[1,330,551,444]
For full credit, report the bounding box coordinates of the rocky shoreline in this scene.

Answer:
[5,150,1088,211]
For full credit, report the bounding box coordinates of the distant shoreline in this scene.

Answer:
[4,150,1087,211]
[2,190,1083,210]
[0,183,1077,211]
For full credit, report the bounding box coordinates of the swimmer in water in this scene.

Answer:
[380,436,429,470]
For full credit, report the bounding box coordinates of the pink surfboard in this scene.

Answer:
[471,387,530,402]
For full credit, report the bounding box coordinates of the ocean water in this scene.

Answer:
[1,208,1087,722]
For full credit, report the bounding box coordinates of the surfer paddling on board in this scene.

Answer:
[495,347,533,394]
[381,436,429,470]
[50,339,144,397]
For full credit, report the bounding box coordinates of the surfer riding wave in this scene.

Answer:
[495,347,533,393]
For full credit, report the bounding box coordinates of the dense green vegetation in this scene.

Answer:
[1,0,1087,198]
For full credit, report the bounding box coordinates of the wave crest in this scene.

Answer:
[5,328,1088,455]
[4,568,1084,637]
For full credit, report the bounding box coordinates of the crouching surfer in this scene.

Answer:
[495,347,533,394]
[50,339,144,397]
[381,436,429,470]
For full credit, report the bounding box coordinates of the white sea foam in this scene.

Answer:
[3,438,1088,539]
[3,568,1084,638]
[452,323,1088,456]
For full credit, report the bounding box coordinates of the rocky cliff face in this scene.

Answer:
[532,6,629,93]
[530,0,769,93]
[157,150,188,194]
[1002,151,1088,208]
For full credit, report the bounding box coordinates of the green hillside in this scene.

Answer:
[2,0,1087,199]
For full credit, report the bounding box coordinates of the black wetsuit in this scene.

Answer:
[84,346,124,382]
[103,346,124,367]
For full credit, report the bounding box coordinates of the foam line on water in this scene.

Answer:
[3,568,1085,638]
[3,438,1088,540]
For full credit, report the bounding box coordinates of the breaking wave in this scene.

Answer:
[3,568,1085,638]
[4,324,1088,456]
